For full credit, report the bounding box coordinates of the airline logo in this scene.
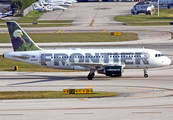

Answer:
[40,52,150,66]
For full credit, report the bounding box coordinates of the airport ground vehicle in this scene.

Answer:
[131,4,155,15]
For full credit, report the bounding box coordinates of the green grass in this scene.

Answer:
[0,33,138,43]
[0,55,75,72]
[0,91,119,99]
[114,9,173,25]
[17,10,45,23]
[0,10,73,26]
[0,24,71,28]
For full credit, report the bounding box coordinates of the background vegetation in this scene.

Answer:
[11,0,38,16]
[0,33,138,43]
[114,9,173,26]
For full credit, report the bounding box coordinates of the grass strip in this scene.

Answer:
[0,55,75,72]
[114,9,173,26]
[0,33,138,43]
[0,24,72,28]
[125,22,171,26]
[0,10,73,27]
[0,91,119,99]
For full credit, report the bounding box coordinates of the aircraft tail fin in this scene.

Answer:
[6,21,41,52]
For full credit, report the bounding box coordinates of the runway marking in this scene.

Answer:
[87,86,93,89]
[134,92,173,96]
[56,30,61,33]
[0,114,23,116]
[78,98,86,101]
[133,31,149,33]
[146,32,167,35]
[64,113,94,115]
[132,112,161,114]
[100,30,107,33]
[89,20,94,26]
[64,72,70,74]
[123,88,155,92]
[127,96,157,98]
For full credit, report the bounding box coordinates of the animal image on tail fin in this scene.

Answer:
[6,21,41,51]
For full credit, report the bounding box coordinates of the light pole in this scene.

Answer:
[158,0,159,17]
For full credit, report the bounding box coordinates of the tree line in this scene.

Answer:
[11,0,38,10]
[11,0,38,15]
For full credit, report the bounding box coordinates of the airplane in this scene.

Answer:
[151,0,173,9]
[3,21,172,80]
[47,4,68,11]
[43,0,73,7]
[0,11,13,18]
[47,0,77,5]
[39,0,68,11]
[32,2,53,12]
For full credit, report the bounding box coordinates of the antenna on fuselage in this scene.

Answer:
[141,42,144,49]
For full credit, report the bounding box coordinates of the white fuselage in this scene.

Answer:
[4,48,171,71]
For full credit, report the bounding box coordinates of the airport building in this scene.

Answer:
[0,0,11,1]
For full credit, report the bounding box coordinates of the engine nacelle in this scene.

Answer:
[98,66,122,77]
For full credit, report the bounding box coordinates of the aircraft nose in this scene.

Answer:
[168,58,172,65]
[165,57,171,65]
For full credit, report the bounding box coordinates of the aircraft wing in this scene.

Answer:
[71,62,125,69]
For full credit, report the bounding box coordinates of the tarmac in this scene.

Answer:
[1,2,173,120]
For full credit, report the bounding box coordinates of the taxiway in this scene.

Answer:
[1,2,173,120]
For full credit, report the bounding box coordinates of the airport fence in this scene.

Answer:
[23,4,33,17]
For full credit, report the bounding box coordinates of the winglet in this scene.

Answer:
[6,21,41,51]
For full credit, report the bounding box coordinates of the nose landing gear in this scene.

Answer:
[144,68,148,78]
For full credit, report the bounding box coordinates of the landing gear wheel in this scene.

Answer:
[144,74,148,78]
[92,73,95,77]
[143,68,148,78]
[87,74,93,80]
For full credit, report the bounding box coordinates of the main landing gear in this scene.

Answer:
[144,68,148,78]
[87,69,95,80]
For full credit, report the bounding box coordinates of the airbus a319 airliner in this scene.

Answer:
[3,21,171,80]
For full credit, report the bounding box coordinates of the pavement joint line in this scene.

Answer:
[0,114,23,116]
[133,31,149,33]
[123,87,155,92]
[134,92,173,96]
[56,11,64,20]
[127,96,158,98]
[64,113,94,114]
[132,112,161,114]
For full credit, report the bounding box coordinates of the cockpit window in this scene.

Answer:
[155,54,164,57]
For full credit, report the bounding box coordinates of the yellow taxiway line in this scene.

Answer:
[56,30,61,33]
